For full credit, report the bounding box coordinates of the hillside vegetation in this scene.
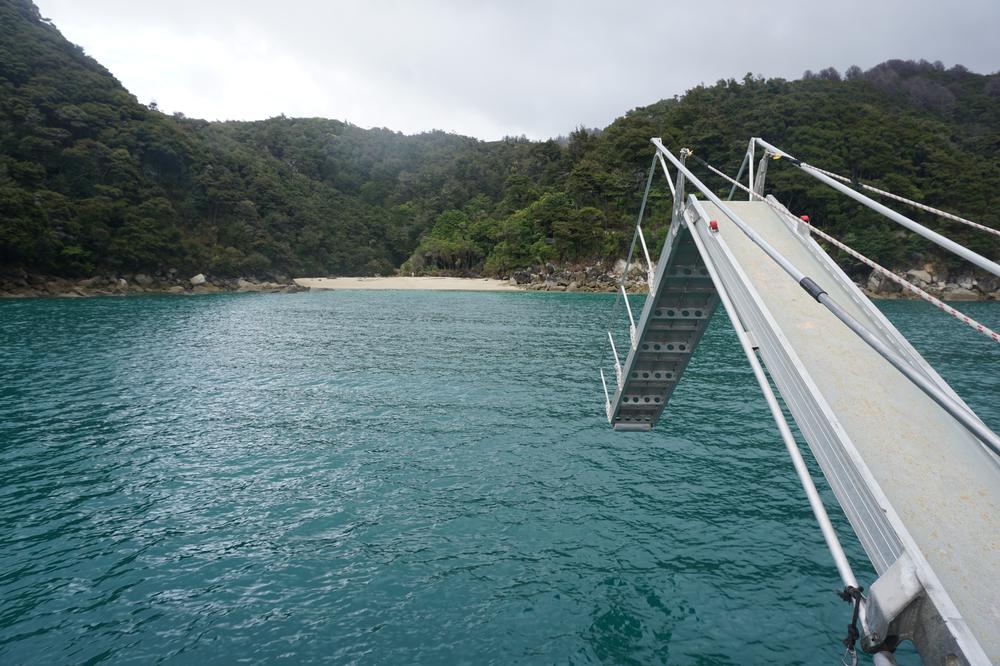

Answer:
[2,0,999,282]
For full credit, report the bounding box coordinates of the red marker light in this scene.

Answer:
[709,220,719,232]
[800,215,810,223]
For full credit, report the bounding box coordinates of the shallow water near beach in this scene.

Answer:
[1,292,997,664]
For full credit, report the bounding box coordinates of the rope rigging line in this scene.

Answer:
[838,586,865,666]
[801,163,1000,240]
[690,153,1000,345]
[653,139,1000,459]
[754,138,1000,278]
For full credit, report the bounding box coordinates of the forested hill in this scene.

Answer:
[2,0,999,282]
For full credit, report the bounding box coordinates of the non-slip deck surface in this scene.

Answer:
[700,201,1000,659]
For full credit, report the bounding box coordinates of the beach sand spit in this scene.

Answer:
[294,276,521,292]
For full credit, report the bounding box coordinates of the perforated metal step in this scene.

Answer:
[609,218,719,430]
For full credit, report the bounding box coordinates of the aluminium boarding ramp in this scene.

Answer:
[611,198,1000,662]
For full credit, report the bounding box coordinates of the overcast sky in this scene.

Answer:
[34,0,1000,140]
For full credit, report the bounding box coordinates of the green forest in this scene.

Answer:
[2,0,999,281]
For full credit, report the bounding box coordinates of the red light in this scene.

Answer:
[800,215,811,223]
[709,220,719,232]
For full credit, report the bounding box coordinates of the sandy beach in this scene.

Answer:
[294,276,521,292]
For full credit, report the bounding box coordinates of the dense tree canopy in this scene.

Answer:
[1,0,998,280]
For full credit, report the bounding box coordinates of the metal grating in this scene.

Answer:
[608,222,719,430]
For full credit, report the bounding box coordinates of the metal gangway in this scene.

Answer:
[598,137,1000,665]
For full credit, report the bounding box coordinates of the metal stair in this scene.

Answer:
[605,217,718,430]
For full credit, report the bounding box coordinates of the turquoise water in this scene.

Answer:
[1,292,997,665]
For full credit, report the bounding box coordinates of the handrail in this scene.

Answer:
[599,368,612,421]
[752,138,1000,278]
[803,164,1000,239]
[636,224,654,290]
[692,153,1000,345]
[655,152,675,198]
[599,150,682,417]
[598,156,657,375]
[652,137,1000,459]
[621,284,637,347]
[608,331,623,390]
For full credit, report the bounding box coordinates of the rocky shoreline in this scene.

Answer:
[500,261,1000,301]
[0,270,306,298]
[3,263,998,301]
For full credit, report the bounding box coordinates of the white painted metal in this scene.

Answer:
[727,151,749,201]
[622,284,637,347]
[655,152,676,198]
[599,368,612,421]
[752,151,769,196]
[607,331,623,390]
[637,225,654,289]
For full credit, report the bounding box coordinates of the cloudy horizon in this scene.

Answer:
[33,0,1000,140]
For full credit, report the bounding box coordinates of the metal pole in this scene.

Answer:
[808,164,1000,239]
[635,155,657,233]
[686,196,861,592]
[617,157,658,291]
[753,138,1000,278]
[727,151,749,201]
[656,152,676,198]
[608,331,623,389]
[653,139,807,283]
[818,290,1000,457]
[603,156,658,354]
[753,151,769,196]
[599,368,612,421]
[672,151,689,222]
[651,138,1000,459]
[637,224,654,288]
[622,284,637,347]
[747,139,755,202]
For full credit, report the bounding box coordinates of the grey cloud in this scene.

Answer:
[35,0,1000,139]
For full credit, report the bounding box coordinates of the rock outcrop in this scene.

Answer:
[495,262,651,293]
[0,270,306,298]
[494,261,1000,301]
[863,264,1000,301]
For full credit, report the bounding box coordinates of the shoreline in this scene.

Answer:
[2,270,997,301]
[0,273,306,299]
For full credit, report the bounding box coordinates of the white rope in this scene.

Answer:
[802,164,1000,240]
[697,158,1000,345]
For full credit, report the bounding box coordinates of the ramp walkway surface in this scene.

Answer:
[696,200,1000,661]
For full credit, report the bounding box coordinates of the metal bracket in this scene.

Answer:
[862,553,978,665]
[864,552,923,649]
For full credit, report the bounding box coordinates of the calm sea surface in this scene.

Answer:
[1,292,998,665]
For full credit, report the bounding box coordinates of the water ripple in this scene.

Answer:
[1,293,996,664]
